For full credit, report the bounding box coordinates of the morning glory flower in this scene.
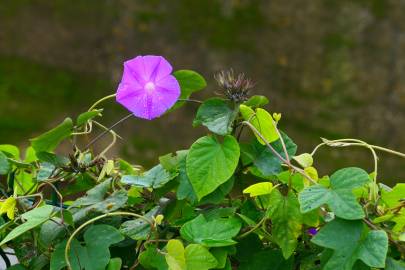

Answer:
[307,227,318,236]
[116,55,180,120]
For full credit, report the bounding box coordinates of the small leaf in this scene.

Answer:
[98,160,115,181]
[173,70,207,109]
[165,239,186,270]
[37,162,56,181]
[304,166,318,181]
[76,109,103,126]
[243,95,269,108]
[193,98,236,135]
[0,205,54,246]
[0,144,20,159]
[121,164,178,189]
[243,182,273,197]
[0,197,17,219]
[240,105,279,145]
[186,135,240,199]
[293,153,313,168]
[381,183,405,208]
[180,215,241,247]
[30,118,73,152]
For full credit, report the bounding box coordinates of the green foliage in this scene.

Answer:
[0,68,403,270]
[173,70,207,109]
[50,225,124,270]
[76,109,103,126]
[30,117,73,152]
[0,151,11,175]
[312,218,388,270]
[193,98,235,135]
[180,215,241,247]
[186,135,239,199]
[299,167,370,220]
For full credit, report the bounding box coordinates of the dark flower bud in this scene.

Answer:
[215,69,254,103]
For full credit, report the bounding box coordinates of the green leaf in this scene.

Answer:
[107,258,122,270]
[198,177,234,205]
[121,164,178,189]
[243,95,269,108]
[242,133,297,177]
[0,144,20,159]
[193,98,235,135]
[243,182,273,197]
[139,245,168,270]
[180,215,241,247]
[173,70,207,109]
[186,135,240,199]
[176,151,198,203]
[37,162,56,181]
[381,183,405,208]
[240,105,279,144]
[50,225,124,270]
[266,189,302,259]
[50,239,84,270]
[311,218,388,270]
[184,244,218,270]
[0,151,10,175]
[277,171,305,192]
[71,179,111,207]
[385,257,405,270]
[36,152,69,166]
[293,153,313,168]
[76,109,103,126]
[299,167,370,220]
[119,207,158,240]
[165,239,186,270]
[30,118,73,152]
[210,247,231,269]
[0,205,54,246]
[159,151,186,172]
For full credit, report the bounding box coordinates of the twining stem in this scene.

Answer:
[88,94,116,111]
[86,118,129,155]
[64,212,152,270]
[273,121,290,164]
[238,217,266,239]
[310,138,405,202]
[242,121,317,184]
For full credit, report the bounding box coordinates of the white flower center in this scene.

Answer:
[144,82,155,92]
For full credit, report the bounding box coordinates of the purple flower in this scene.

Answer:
[116,55,180,120]
[307,227,318,236]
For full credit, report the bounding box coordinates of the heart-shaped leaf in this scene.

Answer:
[186,135,239,199]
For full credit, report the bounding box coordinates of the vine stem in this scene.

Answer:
[242,121,317,184]
[64,212,152,270]
[237,216,266,239]
[310,138,399,202]
[88,94,116,112]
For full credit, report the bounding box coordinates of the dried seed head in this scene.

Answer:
[215,69,254,103]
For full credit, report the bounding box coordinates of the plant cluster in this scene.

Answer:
[0,56,404,270]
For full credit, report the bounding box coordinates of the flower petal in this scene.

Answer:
[141,55,173,82]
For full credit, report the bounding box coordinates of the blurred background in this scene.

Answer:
[1,0,404,185]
